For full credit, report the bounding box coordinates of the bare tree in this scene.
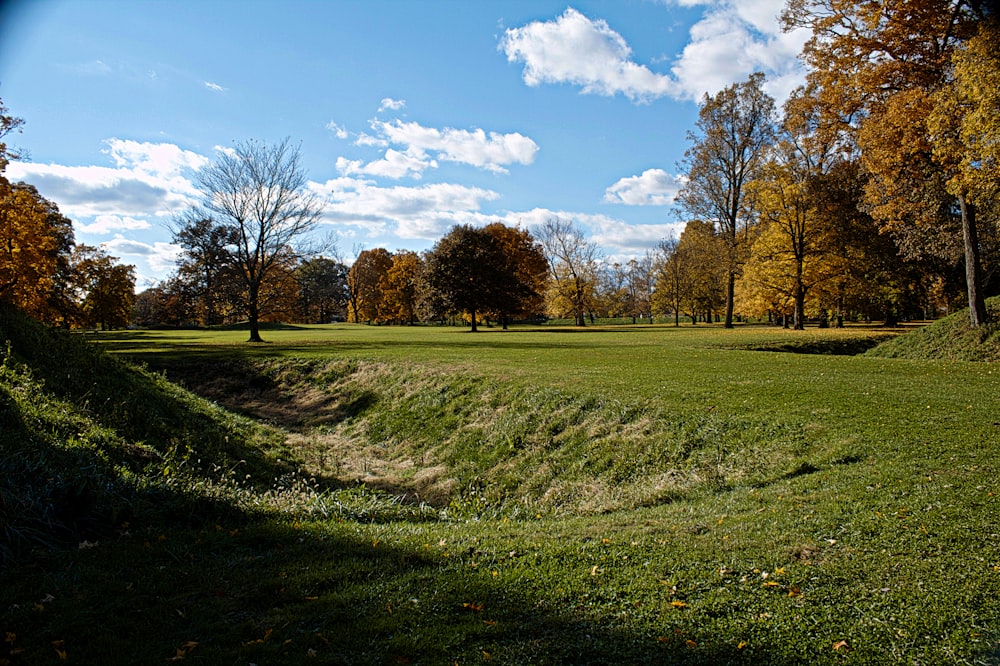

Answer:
[194,138,324,342]
[677,72,776,328]
[539,218,600,326]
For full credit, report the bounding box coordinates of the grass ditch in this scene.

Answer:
[3,310,1000,664]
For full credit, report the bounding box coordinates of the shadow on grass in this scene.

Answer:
[1,515,757,665]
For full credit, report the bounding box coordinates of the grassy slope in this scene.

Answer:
[2,315,1000,664]
[867,297,1000,361]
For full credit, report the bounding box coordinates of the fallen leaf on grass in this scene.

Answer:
[832,640,849,651]
[670,600,688,608]
[462,602,484,612]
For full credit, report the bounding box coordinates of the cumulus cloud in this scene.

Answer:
[310,176,501,240]
[100,235,182,273]
[5,139,207,228]
[604,169,684,206]
[502,3,808,104]
[368,119,539,175]
[378,97,406,112]
[337,148,436,180]
[669,0,808,101]
[76,214,152,234]
[501,7,677,103]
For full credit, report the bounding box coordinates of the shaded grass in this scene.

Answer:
[3,314,1000,663]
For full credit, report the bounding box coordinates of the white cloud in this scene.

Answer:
[310,176,501,240]
[100,235,181,274]
[501,7,677,103]
[604,169,684,206]
[326,120,349,139]
[103,138,209,180]
[5,140,207,226]
[203,81,227,93]
[337,148,436,180]
[369,119,539,175]
[378,97,406,112]
[667,0,808,101]
[77,214,152,234]
[502,4,807,104]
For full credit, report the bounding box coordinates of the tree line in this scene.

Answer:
[1,100,136,330]
[2,2,997,337]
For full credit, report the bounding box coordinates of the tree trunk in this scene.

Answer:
[247,283,263,342]
[724,270,735,328]
[959,194,990,328]
[470,308,478,332]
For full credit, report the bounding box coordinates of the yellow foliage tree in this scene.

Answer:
[0,183,61,319]
[379,250,423,325]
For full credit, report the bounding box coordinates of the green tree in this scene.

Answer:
[296,256,348,324]
[172,215,238,326]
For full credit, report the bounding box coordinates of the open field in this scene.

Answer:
[3,317,1000,664]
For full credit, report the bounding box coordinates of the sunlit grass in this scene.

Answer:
[4,315,1000,664]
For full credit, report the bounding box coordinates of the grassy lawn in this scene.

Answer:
[3,320,1000,664]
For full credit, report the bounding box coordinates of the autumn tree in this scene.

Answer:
[656,220,726,324]
[539,218,601,326]
[482,222,548,327]
[0,183,75,323]
[928,15,1000,324]
[347,248,393,324]
[70,245,136,330]
[379,250,423,325]
[653,235,686,326]
[784,0,992,326]
[191,138,324,342]
[424,224,517,332]
[296,256,348,323]
[741,87,841,329]
[677,72,776,327]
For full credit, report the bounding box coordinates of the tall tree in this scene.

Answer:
[296,256,348,324]
[347,248,393,324]
[677,72,776,328]
[745,89,839,329]
[172,215,237,326]
[70,245,136,330]
[539,218,600,326]
[784,0,991,326]
[379,250,423,325]
[424,224,512,332]
[483,222,548,328]
[192,138,323,342]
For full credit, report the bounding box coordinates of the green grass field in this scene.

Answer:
[3,313,1000,664]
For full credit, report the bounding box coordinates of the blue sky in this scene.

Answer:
[0,0,808,289]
